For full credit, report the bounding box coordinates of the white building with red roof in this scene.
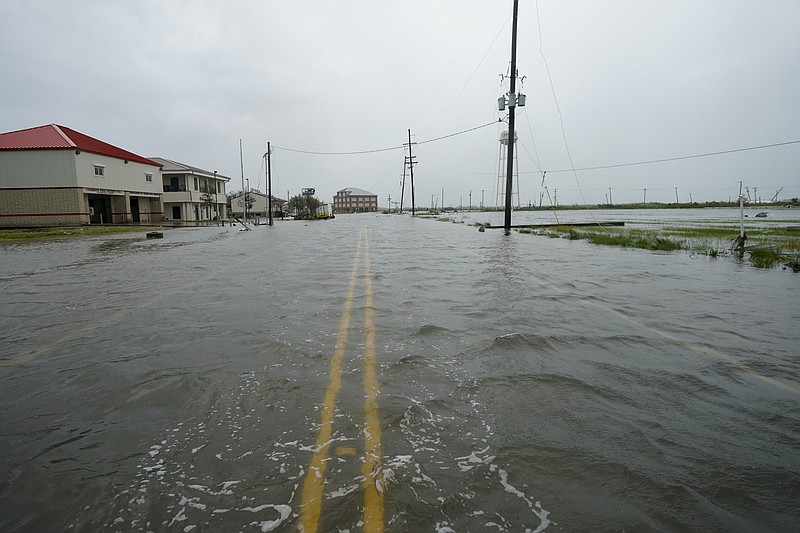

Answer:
[0,124,164,226]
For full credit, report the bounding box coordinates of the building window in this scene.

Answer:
[194,177,199,191]
[93,165,105,177]
[145,173,153,182]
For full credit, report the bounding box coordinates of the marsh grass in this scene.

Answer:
[748,247,783,269]
[536,223,800,258]
[438,216,800,270]
[543,227,684,251]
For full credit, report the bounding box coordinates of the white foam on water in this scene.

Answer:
[435,521,456,533]
[328,484,359,499]
[167,506,188,527]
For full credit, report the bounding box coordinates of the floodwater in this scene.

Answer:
[0,211,798,532]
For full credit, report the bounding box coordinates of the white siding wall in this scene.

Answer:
[0,150,78,187]
[0,150,162,195]
[75,153,162,194]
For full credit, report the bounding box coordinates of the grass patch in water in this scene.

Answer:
[545,227,683,251]
[748,247,783,269]
[0,226,164,241]
[537,223,800,260]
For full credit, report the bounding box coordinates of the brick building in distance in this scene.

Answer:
[333,187,378,213]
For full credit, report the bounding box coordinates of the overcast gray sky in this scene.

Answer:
[2,0,798,206]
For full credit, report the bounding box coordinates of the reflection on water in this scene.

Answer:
[0,213,798,531]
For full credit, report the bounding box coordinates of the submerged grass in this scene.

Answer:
[748,247,784,269]
[0,226,166,241]
[527,224,800,271]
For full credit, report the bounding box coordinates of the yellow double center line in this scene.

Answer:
[299,224,383,532]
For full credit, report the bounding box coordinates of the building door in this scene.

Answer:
[130,198,140,222]
[172,205,181,219]
[170,177,179,192]
[88,196,112,224]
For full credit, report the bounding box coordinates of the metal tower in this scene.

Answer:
[496,130,520,209]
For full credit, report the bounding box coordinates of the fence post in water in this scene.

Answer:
[733,180,747,257]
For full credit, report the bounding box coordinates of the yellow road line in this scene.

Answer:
[360,227,384,532]
[524,272,800,395]
[298,227,365,533]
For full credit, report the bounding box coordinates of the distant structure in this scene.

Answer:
[0,124,163,226]
[149,157,230,223]
[495,130,520,209]
[228,190,286,220]
[333,187,378,213]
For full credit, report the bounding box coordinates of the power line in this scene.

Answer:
[271,144,404,156]
[545,139,800,174]
[272,120,499,156]
[417,120,499,145]
[412,0,495,131]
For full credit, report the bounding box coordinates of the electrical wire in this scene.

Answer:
[535,0,589,210]
[420,11,512,135]
[417,120,499,145]
[271,144,404,156]
[543,139,800,173]
[273,120,499,155]
[412,0,495,131]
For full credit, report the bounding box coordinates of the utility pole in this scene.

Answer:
[399,165,406,214]
[266,142,273,226]
[388,194,391,212]
[469,190,472,210]
[405,129,417,216]
[554,188,558,206]
[739,181,745,238]
[674,187,679,204]
[481,189,485,209]
[608,187,613,206]
[503,0,520,235]
[240,139,246,224]
[442,187,445,211]
[643,188,647,203]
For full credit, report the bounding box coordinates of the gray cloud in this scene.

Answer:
[2,0,797,205]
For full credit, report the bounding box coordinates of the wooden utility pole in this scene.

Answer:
[504,0,520,235]
[267,142,273,226]
[399,165,406,214]
[240,139,246,223]
[406,129,417,216]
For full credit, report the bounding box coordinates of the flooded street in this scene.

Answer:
[1,213,798,532]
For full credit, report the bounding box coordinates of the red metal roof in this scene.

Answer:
[0,124,162,168]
